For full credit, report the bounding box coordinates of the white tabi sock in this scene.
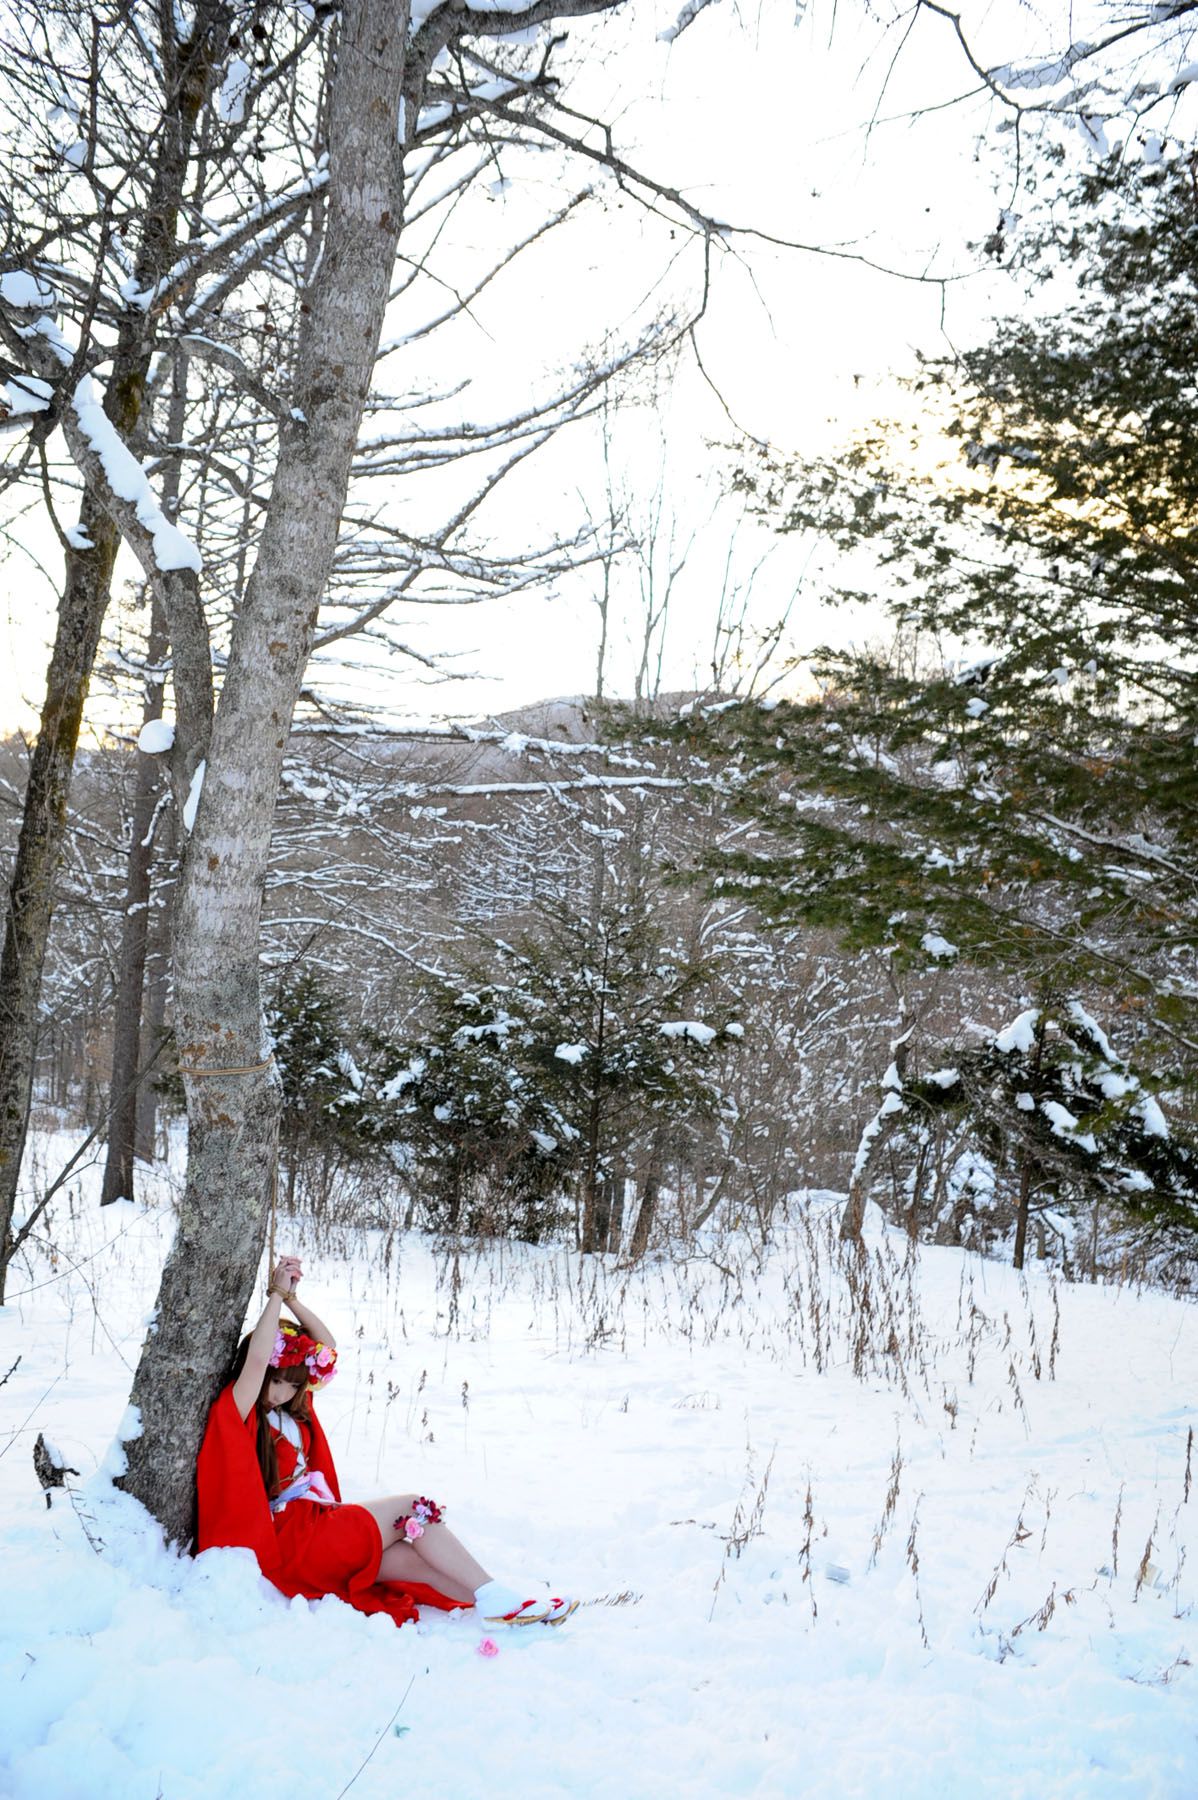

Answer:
[473,1578,547,1621]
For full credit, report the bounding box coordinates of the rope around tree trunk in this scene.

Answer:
[174,1053,280,1281]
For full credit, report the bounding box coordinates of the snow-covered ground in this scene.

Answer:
[1,1147,1195,1799]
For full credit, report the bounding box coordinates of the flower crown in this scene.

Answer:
[270,1320,337,1388]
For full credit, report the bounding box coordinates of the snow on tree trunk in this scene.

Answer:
[627,1161,660,1262]
[134,860,173,1165]
[839,1046,910,1245]
[118,0,412,1545]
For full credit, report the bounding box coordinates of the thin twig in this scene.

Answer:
[334,1675,416,1799]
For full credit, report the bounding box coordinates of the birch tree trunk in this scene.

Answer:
[118,0,413,1544]
[627,1158,660,1262]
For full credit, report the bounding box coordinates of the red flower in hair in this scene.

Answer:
[270,1321,338,1387]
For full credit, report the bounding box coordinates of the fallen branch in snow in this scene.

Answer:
[32,1431,79,1508]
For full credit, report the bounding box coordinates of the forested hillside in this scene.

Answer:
[5,683,1192,1285]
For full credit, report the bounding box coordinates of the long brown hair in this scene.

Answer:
[230,1335,313,1499]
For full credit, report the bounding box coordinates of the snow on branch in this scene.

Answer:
[262,912,457,982]
[177,334,295,424]
[122,165,329,317]
[2,305,201,575]
[410,0,625,65]
[660,0,722,45]
[70,380,200,572]
[988,43,1096,90]
[287,720,658,772]
[659,1019,718,1044]
[398,773,692,800]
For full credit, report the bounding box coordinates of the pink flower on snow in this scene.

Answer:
[477,1637,499,1658]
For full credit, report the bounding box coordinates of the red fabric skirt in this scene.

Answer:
[271,1500,459,1626]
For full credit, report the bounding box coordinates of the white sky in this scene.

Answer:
[2,0,1193,735]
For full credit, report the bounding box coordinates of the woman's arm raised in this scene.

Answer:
[230,1258,297,1420]
[281,1262,336,1350]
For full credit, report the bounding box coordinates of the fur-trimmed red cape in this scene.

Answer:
[196,1385,462,1628]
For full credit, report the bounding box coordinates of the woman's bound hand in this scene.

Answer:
[270,1255,302,1298]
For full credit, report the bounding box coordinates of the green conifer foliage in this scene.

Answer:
[362,901,736,1246]
[716,152,1197,1038]
[268,972,366,1207]
[678,151,1198,1252]
[901,999,1197,1265]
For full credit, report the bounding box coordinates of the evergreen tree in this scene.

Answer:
[359,982,577,1242]
[268,973,365,1208]
[682,150,1198,1249]
[365,897,738,1248]
[895,998,1197,1268]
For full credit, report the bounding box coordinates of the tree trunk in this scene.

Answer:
[580,929,608,1253]
[581,1080,603,1252]
[0,10,224,1297]
[102,346,192,1206]
[627,1162,660,1262]
[134,838,174,1164]
[0,501,121,1293]
[840,1031,913,1245]
[101,592,171,1206]
[1013,1012,1048,1271]
[593,1174,614,1252]
[605,1165,626,1253]
[118,0,413,1544]
[839,1094,908,1245]
[1012,1155,1032,1272]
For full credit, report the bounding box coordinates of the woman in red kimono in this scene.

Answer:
[197,1255,575,1630]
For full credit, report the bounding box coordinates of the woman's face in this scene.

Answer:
[264,1373,303,1410]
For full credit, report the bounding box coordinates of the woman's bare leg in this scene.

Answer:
[376,1539,476,1602]
[362,1495,492,1600]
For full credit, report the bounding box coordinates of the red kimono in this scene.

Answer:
[196,1385,462,1628]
